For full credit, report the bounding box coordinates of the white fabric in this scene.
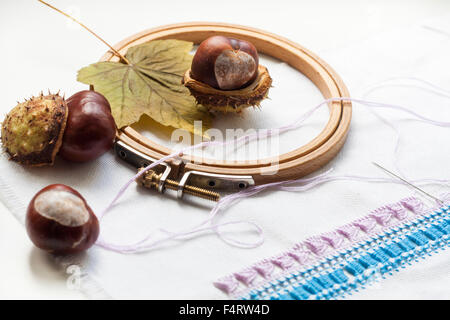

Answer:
[0,12,449,299]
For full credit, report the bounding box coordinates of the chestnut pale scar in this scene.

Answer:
[34,190,89,227]
[215,50,257,90]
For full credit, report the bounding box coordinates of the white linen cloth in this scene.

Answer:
[0,9,449,299]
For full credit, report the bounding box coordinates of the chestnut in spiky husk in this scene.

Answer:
[26,184,99,255]
[183,36,272,113]
[1,90,116,166]
[1,93,68,166]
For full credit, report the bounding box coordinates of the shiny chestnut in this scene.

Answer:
[191,36,259,90]
[26,184,99,254]
[59,90,116,162]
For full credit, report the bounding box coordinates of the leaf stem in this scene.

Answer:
[37,0,131,65]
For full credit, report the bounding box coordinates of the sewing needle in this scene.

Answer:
[372,162,444,205]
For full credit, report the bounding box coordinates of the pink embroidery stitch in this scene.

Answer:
[234,269,258,286]
[253,261,275,278]
[370,207,393,226]
[337,224,361,240]
[288,246,313,265]
[304,236,330,256]
[353,217,377,233]
[214,276,239,294]
[401,197,426,214]
[386,202,409,220]
[271,254,295,270]
[320,232,346,249]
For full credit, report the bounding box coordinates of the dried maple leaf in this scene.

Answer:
[77,40,211,136]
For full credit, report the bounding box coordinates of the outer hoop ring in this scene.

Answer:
[101,22,352,185]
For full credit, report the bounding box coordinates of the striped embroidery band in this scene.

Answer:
[214,195,450,300]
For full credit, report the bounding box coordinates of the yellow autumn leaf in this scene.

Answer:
[77,40,211,136]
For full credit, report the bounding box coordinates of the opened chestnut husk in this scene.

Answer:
[184,65,272,113]
[1,90,116,166]
[1,93,68,166]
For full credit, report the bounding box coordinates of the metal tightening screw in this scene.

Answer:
[137,168,220,202]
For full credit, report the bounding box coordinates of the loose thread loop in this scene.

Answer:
[361,77,450,179]
[97,81,450,254]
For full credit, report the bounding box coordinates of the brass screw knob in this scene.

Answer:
[137,168,220,202]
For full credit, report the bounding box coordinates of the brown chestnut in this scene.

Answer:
[191,36,259,90]
[26,184,99,254]
[59,90,116,162]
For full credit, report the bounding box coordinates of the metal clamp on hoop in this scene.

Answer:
[115,140,255,201]
[115,141,171,194]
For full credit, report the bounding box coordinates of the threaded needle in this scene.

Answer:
[372,162,443,205]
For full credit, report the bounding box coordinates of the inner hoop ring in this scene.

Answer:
[100,22,352,186]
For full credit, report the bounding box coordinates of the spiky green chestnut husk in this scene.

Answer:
[1,93,68,166]
[183,65,272,113]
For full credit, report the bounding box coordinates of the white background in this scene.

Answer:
[0,0,449,299]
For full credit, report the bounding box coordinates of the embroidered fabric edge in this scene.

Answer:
[214,194,450,300]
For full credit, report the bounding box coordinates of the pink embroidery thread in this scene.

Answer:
[97,92,450,254]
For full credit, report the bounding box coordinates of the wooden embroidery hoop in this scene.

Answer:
[99,22,352,197]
